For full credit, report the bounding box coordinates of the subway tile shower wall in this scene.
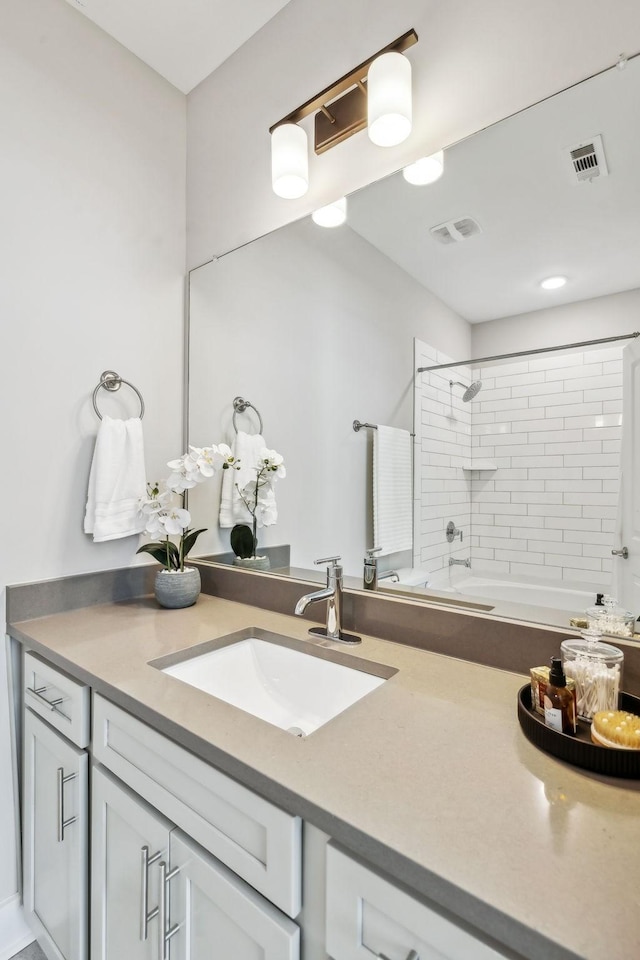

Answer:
[414,341,622,588]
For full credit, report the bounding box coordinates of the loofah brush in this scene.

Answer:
[591,710,640,749]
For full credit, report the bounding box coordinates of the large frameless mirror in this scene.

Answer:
[187,55,640,635]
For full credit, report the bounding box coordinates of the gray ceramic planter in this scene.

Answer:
[232,556,271,571]
[154,567,201,608]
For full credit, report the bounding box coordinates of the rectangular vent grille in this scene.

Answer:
[567,134,609,183]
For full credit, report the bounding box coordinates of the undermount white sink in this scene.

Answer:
[153,629,392,737]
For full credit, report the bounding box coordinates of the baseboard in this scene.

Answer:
[0,895,33,960]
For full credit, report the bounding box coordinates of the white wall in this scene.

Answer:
[0,0,186,923]
[187,0,640,267]
[471,288,640,357]
[188,219,468,575]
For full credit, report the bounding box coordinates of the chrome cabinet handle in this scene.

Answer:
[612,547,629,559]
[140,845,162,940]
[56,767,77,842]
[158,861,181,960]
[26,685,67,716]
[379,952,420,960]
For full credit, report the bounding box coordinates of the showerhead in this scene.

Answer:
[450,379,483,402]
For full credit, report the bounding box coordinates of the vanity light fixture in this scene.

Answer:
[312,197,347,227]
[402,149,444,185]
[540,275,568,290]
[271,122,309,199]
[367,51,412,147]
[269,29,418,199]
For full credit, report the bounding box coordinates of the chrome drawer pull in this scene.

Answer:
[26,685,67,716]
[140,845,162,940]
[56,767,77,842]
[378,952,420,960]
[158,861,181,960]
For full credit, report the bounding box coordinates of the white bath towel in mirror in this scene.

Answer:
[219,430,276,527]
[84,416,147,542]
[373,425,413,556]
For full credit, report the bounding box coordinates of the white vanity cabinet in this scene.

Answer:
[92,765,300,960]
[22,653,90,960]
[325,845,508,960]
[91,693,302,960]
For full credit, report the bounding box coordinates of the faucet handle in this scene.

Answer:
[365,546,382,559]
[314,555,341,567]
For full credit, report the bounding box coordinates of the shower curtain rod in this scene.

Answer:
[416,331,640,374]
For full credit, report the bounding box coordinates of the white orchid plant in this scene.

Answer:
[230,449,286,560]
[137,444,239,572]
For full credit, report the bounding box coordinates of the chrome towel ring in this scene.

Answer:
[92,370,145,420]
[232,396,263,435]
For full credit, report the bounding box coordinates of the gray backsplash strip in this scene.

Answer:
[6,565,155,624]
[8,559,640,697]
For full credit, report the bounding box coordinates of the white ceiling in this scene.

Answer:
[62,0,293,93]
[348,55,640,322]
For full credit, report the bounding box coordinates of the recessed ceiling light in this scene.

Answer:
[540,275,567,290]
[402,150,444,185]
[311,198,347,228]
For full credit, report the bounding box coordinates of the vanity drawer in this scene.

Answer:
[23,651,90,748]
[92,693,302,918]
[326,845,507,960]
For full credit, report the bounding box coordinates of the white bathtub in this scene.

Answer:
[428,572,596,613]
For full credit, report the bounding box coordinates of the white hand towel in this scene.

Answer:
[84,416,147,542]
[373,425,413,556]
[219,431,278,527]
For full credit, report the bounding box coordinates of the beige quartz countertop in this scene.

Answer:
[10,594,640,960]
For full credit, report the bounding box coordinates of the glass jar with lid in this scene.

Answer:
[561,630,624,721]
[585,595,635,639]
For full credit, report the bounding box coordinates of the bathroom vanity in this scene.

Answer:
[8,579,640,960]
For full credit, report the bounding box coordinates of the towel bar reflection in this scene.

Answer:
[92,371,145,420]
[354,419,415,437]
[232,396,264,434]
[353,420,377,431]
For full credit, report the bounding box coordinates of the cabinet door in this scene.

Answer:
[168,829,299,960]
[23,709,88,960]
[92,765,172,960]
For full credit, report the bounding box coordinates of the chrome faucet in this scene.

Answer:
[449,557,471,568]
[295,556,361,644]
[363,546,382,590]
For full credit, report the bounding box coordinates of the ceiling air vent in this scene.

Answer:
[566,134,609,183]
[430,217,482,244]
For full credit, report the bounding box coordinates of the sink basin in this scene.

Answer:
[152,628,394,736]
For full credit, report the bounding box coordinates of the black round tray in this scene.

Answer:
[517,684,640,779]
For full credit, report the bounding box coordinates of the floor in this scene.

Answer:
[11,944,45,960]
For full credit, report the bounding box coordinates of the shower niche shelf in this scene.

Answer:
[462,459,497,471]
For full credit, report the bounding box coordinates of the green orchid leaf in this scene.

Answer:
[182,528,207,558]
[230,523,256,559]
[136,541,181,570]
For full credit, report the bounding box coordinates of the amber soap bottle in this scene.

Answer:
[544,657,577,735]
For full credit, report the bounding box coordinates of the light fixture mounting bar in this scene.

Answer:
[269,29,418,155]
